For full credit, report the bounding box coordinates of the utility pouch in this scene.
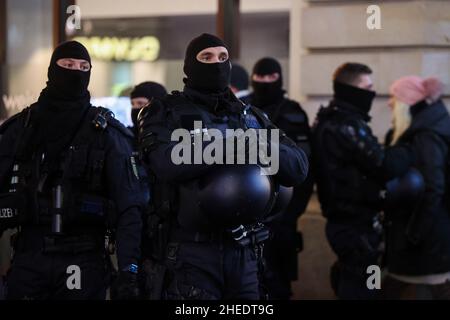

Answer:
[65,193,116,227]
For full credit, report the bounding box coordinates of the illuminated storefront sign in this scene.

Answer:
[73,36,160,62]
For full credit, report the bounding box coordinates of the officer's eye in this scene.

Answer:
[219,54,228,62]
[199,53,214,62]
[80,64,90,71]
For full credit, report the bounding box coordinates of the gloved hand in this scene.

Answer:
[110,271,140,300]
[221,130,254,164]
[338,120,384,171]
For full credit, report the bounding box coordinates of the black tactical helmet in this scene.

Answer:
[197,165,273,228]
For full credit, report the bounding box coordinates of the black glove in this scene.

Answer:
[110,271,140,300]
[338,120,384,171]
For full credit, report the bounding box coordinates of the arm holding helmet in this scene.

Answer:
[138,99,216,183]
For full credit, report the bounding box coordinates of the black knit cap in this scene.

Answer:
[252,57,283,88]
[253,57,282,77]
[130,81,167,100]
[183,33,227,76]
[50,40,91,66]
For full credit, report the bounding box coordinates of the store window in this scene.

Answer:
[2,0,53,118]
[71,13,289,97]
[1,2,289,126]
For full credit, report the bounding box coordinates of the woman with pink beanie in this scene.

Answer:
[382,76,450,299]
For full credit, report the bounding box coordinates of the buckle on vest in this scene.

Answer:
[92,109,114,130]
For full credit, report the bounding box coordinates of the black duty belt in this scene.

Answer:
[172,223,270,247]
[14,232,105,254]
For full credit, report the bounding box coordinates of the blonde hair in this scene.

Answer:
[390,99,412,146]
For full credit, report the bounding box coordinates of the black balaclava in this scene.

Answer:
[35,41,92,163]
[183,33,231,93]
[333,80,376,115]
[45,41,91,101]
[251,57,284,107]
[130,81,167,128]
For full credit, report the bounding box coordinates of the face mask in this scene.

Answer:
[44,41,92,101]
[183,34,231,94]
[251,79,284,107]
[185,60,231,93]
[131,108,141,128]
[47,64,90,100]
[333,81,376,114]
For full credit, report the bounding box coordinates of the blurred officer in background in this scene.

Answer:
[129,81,167,138]
[230,63,250,104]
[313,63,414,299]
[249,57,314,299]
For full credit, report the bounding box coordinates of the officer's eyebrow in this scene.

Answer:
[66,58,89,64]
[200,52,213,58]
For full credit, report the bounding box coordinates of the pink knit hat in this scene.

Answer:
[389,76,444,106]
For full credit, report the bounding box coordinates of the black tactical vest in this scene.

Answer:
[151,92,279,232]
[0,105,117,233]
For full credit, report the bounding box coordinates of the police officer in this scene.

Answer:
[129,81,167,138]
[312,63,413,299]
[230,63,250,104]
[128,82,167,295]
[249,57,313,299]
[138,33,308,300]
[0,41,147,299]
